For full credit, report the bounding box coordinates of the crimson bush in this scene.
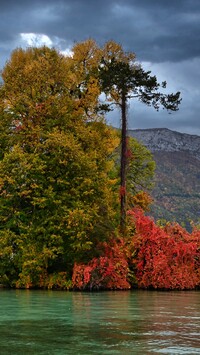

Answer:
[72,209,200,291]
[128,209,200,290]
[72,239,131,290]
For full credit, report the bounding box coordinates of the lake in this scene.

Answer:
[0,289,199,354]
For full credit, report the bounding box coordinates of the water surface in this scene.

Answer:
[0,290,199,354]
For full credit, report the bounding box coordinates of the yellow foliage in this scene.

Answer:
[130,191,153,211]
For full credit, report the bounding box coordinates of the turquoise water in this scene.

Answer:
[0,290,199,354]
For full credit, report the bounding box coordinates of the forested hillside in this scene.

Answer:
[128,128,200,227]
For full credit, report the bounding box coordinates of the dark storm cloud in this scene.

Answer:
[1,0,200,62]
[0,0,200,134]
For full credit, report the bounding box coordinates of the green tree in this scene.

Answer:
[127,138,155,191]
[99,41,181,232]
[112,134,156,211]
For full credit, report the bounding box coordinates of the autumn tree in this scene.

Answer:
[0,46,119,288]
[99,41,181,232]
[0,39,176,288]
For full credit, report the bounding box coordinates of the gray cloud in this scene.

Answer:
[0,0,200,135]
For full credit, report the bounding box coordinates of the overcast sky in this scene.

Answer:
[1,0,200,135]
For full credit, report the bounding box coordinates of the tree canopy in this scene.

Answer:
[0,39,181,289]
[98,41,181,231]
[0,45,120,287]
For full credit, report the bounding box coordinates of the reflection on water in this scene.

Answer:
[0,289,199,354]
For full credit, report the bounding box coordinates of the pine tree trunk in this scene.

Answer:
[120,92,127,233]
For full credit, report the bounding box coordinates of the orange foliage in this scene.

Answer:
[130,191,153,211]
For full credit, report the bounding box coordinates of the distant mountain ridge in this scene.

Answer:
[127,128,200,227]
[128,128,200,160]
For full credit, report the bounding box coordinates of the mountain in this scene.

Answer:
[128,128,200,159]
[128,128,200,228]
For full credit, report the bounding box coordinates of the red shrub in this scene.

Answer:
[72,209,200,291]
[128,208,200,290]
[72,239,131,290]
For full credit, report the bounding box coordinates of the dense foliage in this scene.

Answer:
[0,42,156,288]
[0,40,194,291]
[129,209,200,290]
[73,209,200,290]
[72,239,131,290]
[0,45,120,287]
